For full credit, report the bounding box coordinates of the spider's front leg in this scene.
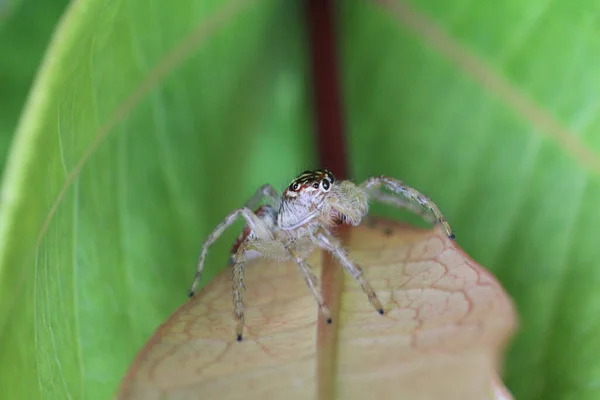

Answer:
[231,240,251,342]
[361,176,455,239]
[288,248,332,324]
[189,207,273,297]
[367,192,433,223]
[314,229,384,315]
[231,235,294,341]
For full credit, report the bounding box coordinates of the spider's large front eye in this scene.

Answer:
[321,179,331,191]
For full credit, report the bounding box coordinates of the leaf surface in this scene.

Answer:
[0,0,69,172]
[117,219,516,400]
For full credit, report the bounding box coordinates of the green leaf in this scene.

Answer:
[0,1,312,398]
[341,1,600,399]
[0,0,69,173]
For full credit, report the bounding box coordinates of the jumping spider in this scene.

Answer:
[189,169,454,341]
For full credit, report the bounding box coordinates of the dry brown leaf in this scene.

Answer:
[116,218,517,400]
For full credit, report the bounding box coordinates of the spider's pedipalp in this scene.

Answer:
[361,176,454,238]
[314,229,384,315]
[321,180,369,227]
[189,207,273,297]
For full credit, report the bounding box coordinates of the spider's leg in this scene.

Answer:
[368,192,434,223]
[231,241,249,342]
[230,205,278,264]
[244,184,281,211]
[289,248,332,324]
[360,176,454,239]
[189,207,273,297]
[314,229,384,315]
[231,238,290,342]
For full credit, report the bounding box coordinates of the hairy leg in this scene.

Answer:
[289,248,332,324]
[314,229,384,315]
[231,242,248,341]
[228,237,290,341]
[189,207,273,297]
[361,176,454,238]
[368,191,435,223]
[230,205,278,262]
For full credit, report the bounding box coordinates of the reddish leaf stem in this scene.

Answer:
[306,0,348,180]
[305,1,347,399]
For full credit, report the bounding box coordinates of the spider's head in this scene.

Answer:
[279,169,368,229]
[278,169,336,230]
[283,169,336,206]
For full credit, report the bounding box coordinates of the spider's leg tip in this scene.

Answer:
[449,233,456,240]
[326,318,333,324]
[188,290,195,298]
[378,309,384,315]
[237,334,243,342]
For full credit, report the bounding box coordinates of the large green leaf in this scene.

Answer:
[0,0,312,398]
[342,1,600,399]
[1,0,600,399]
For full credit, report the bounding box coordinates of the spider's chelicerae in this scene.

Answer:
[189,169,454,341]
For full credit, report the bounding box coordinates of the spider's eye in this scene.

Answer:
[313,182,319,189]
[290,182,300,191]
[325,171,335,183]
[321,179,331,191]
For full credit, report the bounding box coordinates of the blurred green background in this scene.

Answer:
[1,0,599,399]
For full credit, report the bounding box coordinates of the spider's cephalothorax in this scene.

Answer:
[278,169,342,230]
[189,169,454,341]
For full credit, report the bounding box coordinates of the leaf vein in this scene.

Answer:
[372,0,600,176]
[34,0,260,249]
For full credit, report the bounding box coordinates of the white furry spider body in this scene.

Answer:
[189,169,454,341]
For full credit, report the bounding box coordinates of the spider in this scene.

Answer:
[188,169,454,341]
